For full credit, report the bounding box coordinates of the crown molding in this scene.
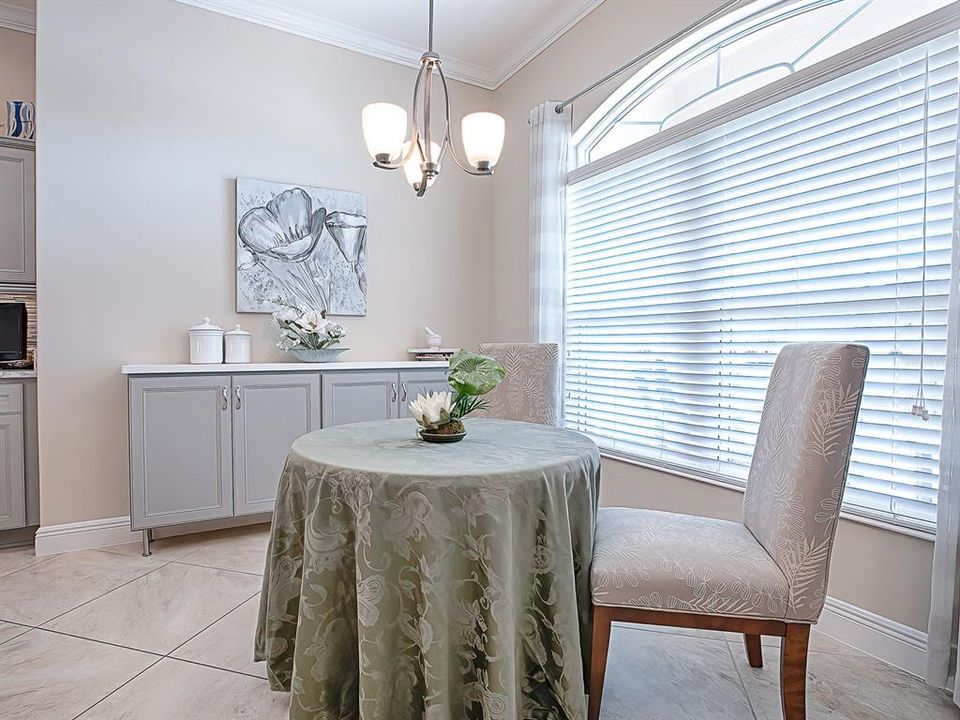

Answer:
[173,0,602,90]
[0,1,35,34]
[489,0,604,88]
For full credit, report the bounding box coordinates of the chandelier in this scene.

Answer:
[360,0,505,196]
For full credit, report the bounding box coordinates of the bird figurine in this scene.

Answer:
[424,326,442,349]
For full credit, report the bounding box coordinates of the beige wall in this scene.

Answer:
[487,0,934,632]
[35,0,494,525]
[0,26,34,105]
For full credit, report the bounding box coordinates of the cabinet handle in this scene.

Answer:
[221,386,228,411]
[391,382,398,402]
[400,382,408,402]
[235,385,242,410]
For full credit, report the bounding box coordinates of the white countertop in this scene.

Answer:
[121,360,448,375]
[0,369,36,379]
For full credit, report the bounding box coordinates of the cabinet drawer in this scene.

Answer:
[0,383,23,414]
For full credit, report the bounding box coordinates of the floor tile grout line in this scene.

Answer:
[21,625,167,658]
[33,559,173,629]
[163,654,270,682]
[165,589,262,659]
[0,552,59,580]
[70,655,165,720]
[725,635,762,720]
[170,558,265,577]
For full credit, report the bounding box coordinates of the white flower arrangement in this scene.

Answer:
[408,391,453,430]
[272,301,345,352]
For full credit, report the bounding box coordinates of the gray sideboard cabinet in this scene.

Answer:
[322,368,449,427]
[126,362,448,555]
[0,140,36,285]
[128,372,320,550]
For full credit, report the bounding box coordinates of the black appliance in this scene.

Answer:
[0,302,27,361]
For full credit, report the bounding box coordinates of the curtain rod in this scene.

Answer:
[555,0,742,113]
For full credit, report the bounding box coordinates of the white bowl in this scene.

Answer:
[289,347,348,363]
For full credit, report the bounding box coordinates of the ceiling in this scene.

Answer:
[175,0,603,89]
[0,0,601,89]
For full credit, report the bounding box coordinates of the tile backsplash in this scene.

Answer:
[0,290,36,355]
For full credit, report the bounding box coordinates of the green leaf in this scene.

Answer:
[447,350,506,398]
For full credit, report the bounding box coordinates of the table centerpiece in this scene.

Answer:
[408,349,505,442]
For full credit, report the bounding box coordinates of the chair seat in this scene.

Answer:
[591,507,790,620]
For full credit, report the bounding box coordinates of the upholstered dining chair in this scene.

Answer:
[587,343,870,720]
[477,342,560,425]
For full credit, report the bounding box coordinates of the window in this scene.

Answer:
[564,3,960,531]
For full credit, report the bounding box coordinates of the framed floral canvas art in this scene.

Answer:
[236,177,367,316]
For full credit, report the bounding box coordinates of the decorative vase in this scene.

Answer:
[419,420,466,443]
[289,347,348,363]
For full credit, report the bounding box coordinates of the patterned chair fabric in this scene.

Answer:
[591,343,869,623]
[477,342,560,426]
[592,508,789,618]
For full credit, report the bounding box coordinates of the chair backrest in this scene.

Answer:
[476,342,560,426]
[742,343,869,622]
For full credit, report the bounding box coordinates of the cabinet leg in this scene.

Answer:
[141,529,153,557]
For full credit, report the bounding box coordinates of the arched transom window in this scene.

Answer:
[573,0,954,166]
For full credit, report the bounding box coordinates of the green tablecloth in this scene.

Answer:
[255,417,600,720]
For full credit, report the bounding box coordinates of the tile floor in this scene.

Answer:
[0,524,956,720]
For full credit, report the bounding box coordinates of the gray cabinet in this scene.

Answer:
[0,141,35,285]
[321,369,449,426]
[0,407,25,531]
[397,369,450,419]
[322,370,398,427]
[129,375,233,529]
[233,373,319,516]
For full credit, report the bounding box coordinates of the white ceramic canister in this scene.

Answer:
[224,324,252,364]
[188,317,224,364]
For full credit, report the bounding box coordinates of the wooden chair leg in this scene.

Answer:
[588,605,613,720]
[780,624,810,720]
[743,633,763,668]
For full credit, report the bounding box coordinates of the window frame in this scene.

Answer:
[563,1,960,536]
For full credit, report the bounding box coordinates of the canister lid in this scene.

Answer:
[189,317,223,333]
[225,324,251,336]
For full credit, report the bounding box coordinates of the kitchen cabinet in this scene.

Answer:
[232,373,319,515]
[322,368,449,426]
[129,374,234,530]
[0,379,36,534]
[0,140,35,285]
[125,362,447,554]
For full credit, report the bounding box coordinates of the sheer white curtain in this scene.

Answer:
[529,101,571,345]
[927,149,960,707]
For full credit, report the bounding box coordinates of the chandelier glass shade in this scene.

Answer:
[360,0,505,196]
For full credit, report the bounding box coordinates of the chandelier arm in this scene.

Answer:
[436,63,492,176]
[372,61,426,170]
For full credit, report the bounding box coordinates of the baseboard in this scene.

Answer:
[35,516,137,556]
[34,513,272,557]
[817,596,928,678]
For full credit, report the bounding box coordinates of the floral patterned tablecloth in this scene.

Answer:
[255,417,600,720]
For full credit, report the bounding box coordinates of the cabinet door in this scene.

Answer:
[321,371,398,427]
[129,375,233,530]
[397,369,450,418]
[233,373,320,516]
[0,412,25,530]
[0,144,35,284]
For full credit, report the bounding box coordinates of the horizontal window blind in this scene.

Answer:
[564,32,960,530]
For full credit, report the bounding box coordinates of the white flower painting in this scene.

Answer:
[236,177,367,315]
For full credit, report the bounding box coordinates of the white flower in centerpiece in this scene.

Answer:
[408,391,452,429]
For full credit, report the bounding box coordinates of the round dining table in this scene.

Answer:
[255,417,600,720]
